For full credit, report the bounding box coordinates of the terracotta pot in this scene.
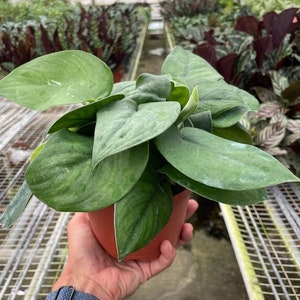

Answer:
[88,189,191,261]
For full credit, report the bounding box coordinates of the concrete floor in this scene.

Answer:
[127,29,249,300]
[128,230,248,300]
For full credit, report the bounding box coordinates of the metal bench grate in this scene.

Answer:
[221,184,300,300]
[0,99,74,300]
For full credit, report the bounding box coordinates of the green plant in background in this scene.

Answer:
[0,47,298,260]
[164,4,300,89]
[248,71,300,175]
[61,3,148,70]
[0,0,72,23]
[160,0,219,20]
[242,0,300,18]
[0,2,150,73]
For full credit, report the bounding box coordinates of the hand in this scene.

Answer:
[52,199,198,300]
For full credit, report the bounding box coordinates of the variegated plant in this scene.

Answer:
[0,47,298,260]
[248,71,300,175]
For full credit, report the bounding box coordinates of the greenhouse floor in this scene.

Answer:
[127,24,248,300]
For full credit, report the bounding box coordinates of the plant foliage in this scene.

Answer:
[160,0,218,19]
[0,47,298,260]
[248,71,300,175]
[0,2,150,73]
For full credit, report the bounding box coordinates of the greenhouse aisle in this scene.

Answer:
[127,17,248,300]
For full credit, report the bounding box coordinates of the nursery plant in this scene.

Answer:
[159,0,218,19]
[0,3,149,74]
[0,46,298,261]
[248,71,300,175]
[165,6,300,90]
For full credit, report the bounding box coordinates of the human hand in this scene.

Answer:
[52,199,198,300]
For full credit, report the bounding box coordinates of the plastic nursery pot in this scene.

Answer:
[88,189,191,261]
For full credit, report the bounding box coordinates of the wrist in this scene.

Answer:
[46,286,99,300]
[52,262,111,300]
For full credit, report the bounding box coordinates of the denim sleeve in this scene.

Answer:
[46,286,99,300]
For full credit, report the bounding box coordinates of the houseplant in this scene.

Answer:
[0,2,150,77]
[247,71,300,176]
[0,46,298,261]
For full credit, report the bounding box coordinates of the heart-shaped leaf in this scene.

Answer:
[25,129,148,211]
[0,50,113,111]
[115,162,173,260]
[161,46,223,92]
[155,126,299,190]
[92,99,181,166]
[160,165,267,205]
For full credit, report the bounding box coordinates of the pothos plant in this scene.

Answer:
[0,46,298,260]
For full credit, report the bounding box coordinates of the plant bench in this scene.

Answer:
[221,184,300,299]
[0,99,72,299]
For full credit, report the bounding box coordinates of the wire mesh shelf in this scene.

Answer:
[0,99,74,299]
[0,198,70,300]
[221,184,300,300]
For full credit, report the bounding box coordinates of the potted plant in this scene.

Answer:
[0,46,298,261]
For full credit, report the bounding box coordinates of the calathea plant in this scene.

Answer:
[248,71,300,175]
[0,46,298,260]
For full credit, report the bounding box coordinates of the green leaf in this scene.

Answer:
[129,73,172,104]
[167,79,190,106]
[196,80,259,128]
[92,99,181,166]
[115,162,173,260]
[47,94,124,134]
[186,111,213,132]
[30,143,45,161]
[155,126,299,190]
[176,86,198,124]
[111,80,136,96]
[25,129,148,211]
[161,46,223,92]
[213,123,252,144]
[0,181,32,228]
[160,165,267,206]
[0,50,113,111]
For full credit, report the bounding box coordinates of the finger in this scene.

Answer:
[68,212,90,230]
[178,223,194,247]
[185,199,198,220]
[67,213,108,260]
[148,240,176,277]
